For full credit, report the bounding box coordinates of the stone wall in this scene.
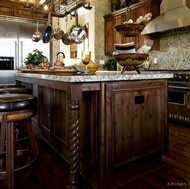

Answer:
[91,0,111,64]
[148,32,190,70]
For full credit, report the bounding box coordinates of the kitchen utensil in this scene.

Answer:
[62,17,73,45]
[32,21,41,42]
[54,18,64,40]
[43,13,53,43]
[70,11,86,44]
[57,52,65,63]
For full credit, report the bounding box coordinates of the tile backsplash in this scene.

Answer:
[148,32,190,70]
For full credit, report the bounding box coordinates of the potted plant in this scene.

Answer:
[102,58,117,71]
[24,49,48,69]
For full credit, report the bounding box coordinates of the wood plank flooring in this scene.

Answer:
[1,121,190,189]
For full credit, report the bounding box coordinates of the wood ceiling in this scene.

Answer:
[9,0,36,3]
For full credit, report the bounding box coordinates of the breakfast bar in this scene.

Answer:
[15,71,173,189]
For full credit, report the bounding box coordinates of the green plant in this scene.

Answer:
[24,49,46,65]
[102,58,117,71]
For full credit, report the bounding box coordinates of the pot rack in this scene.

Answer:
[32,0,91,18]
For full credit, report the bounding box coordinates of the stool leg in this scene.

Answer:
[25,119,38,157]
[0,122,6,152]
[6,122,15,189]
[0,122,6,166]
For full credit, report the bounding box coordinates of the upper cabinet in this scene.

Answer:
[104,0,162,55]
[0,0,47,21]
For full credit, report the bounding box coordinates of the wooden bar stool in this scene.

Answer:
[0,93,38,189]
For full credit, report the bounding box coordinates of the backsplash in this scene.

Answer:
[148,32,190,70]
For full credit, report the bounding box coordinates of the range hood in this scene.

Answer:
[141,0,190,35]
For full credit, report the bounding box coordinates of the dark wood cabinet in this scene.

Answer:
[0,0,47,21]
[104,0,162,55]
[104,15,114,55]
[105,80,168,172]
[37,86,69,160]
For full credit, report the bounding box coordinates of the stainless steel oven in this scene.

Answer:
[0,57,14,70]
[168,73,190,123]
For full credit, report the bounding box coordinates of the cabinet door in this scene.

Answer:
[105,80,167,171]
[113,14,125,45]
[38,86,53,139]
[0,4,13,16]
[53,89,68,145]
[123,11,136,44]
[104,15,114,55]
[14,5,32,19]
[135,3,152,49]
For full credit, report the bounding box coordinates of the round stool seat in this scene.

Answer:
[0,87,31,94]
[0,84,25,89]
[0,93,38,188]
[0,93,36,112]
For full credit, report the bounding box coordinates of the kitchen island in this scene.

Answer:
[15,71,173,189]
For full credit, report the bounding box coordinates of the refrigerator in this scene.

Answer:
[0,18,49,84]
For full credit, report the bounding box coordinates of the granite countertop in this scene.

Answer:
[15,71,173,83]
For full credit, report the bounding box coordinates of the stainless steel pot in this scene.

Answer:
[70,11,86,44]
[32,21,41,42]
[62,17,73,45]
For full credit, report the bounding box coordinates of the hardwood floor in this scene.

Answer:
[118,121,190,189]
[1,121,190,189]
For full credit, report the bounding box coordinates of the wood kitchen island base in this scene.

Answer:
[15,72,172,189]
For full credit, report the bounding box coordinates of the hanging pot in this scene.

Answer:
[70,11,86,44]
[54,18,64,40]
[62,17,73,45]
[32,21,41,42]
[43,13,53,43]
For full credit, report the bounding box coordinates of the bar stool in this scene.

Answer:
[0,87,31,94]
[0,93,38,189]
[0,86,32,150]
[0,84,25,89]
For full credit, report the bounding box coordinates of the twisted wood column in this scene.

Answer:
[68,101,80,189]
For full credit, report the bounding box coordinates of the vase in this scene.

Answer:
[79,60,99,74]
[111,0,120,12]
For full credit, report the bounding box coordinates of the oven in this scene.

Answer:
[168,73,190,123]
[0,57,14,70]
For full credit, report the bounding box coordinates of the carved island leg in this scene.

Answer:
[68,101,80,189]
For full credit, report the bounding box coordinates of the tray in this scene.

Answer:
[33,69,50,74]
[50,69,78,75]
[19,68,78,75]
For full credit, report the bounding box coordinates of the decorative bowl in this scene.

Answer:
[113,53,149,66]
[114,23,145,37]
